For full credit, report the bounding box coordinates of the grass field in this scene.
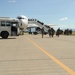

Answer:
[72,31,75,35]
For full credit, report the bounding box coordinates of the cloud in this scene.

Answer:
[59,17,68,21]
[8,0,16,3]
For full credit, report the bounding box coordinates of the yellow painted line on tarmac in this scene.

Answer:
[25,36,75,75]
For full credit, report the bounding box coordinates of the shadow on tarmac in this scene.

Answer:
[0,38,16,40]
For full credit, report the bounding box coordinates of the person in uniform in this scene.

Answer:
[41,27,44,38]
[56,28,60,37]
[51,28,55,37]
[48,27,52,37]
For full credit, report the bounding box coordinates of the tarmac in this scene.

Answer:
[0,34,75,75]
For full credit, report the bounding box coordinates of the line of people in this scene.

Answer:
[48,27,55,37]
[41,27,61,38]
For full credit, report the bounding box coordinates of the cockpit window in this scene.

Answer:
[17,17,24,19]
[17,17,22,19]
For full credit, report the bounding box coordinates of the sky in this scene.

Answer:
[0,0,75,29]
